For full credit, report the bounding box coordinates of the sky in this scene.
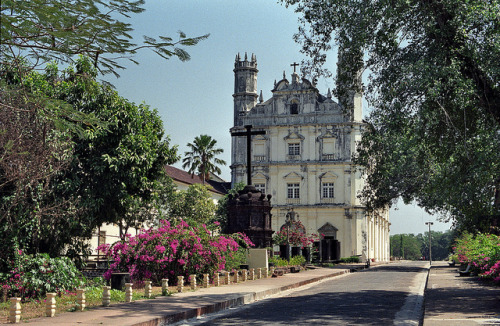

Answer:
[104,0,451,235]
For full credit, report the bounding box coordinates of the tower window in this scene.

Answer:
[288,143,300,155]
[254,183,266,193]
[290,103,298,114]
[322,182,335,198]
[287,183,300,199]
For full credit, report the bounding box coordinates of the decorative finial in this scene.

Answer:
[252,53,256,62]
[283,71,286,79]
[327,88,332,98]
[259,90,263,103]
[274,79,277,87]
[244,52,248,61]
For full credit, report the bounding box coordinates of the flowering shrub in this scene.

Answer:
[99,220,253,284]
[0,249,83,300]
[454,233,500,283]
[273,221,319,248]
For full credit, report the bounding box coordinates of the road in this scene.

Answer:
[181,261,428,326]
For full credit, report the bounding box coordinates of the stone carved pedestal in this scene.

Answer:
[226,186,273,248]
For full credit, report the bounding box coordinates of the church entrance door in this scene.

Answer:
[321,237,340,262]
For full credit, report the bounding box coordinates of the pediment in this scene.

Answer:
[319,172,339,180]
[284,129,305,141]
[283,171,303,180]
[318,223,338,237]
[252,172,268,181]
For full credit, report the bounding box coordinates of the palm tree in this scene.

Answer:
[182,135,226,184]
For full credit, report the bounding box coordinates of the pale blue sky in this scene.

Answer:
[104,0,450,235]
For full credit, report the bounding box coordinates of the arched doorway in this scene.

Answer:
[318,223,341,262]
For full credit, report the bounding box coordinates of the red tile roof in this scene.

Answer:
[164,165,230,195]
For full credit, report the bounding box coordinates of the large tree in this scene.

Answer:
[1,0,208,78]
[0,0,207,266]
[0,58,179,268]
[284,0,500,231]
[182,135,227,184]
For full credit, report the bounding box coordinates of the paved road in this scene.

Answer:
[183,261,428,326]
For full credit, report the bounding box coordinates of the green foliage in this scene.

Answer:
[182,135,226,184]
[1,0,209,77]
[454,233,500,282]
[339,256,360,263]
[269,256,289,267]
[284,0,500,231]
[167,184,217,227]
[289,255,306,266]
[390,230,454,260]
[269,255,306,267]
[0,250,83,300]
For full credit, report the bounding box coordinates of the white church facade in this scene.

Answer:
[230,53,390,262]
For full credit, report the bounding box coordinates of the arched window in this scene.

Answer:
[290,103,298,114]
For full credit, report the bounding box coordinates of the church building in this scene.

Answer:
[230,53,390,262]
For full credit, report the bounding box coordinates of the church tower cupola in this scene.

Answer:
[233,52,258,125]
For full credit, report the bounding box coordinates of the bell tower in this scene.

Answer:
[233,53,258,125]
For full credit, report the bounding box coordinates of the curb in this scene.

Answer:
[133,269,353,326]
[394,262,430,326]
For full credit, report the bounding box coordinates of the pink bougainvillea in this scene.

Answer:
[98,220,252,284]
[454,233,500,284]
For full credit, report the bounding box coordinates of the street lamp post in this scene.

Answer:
[285,209,298,262]
[425,222,434,265]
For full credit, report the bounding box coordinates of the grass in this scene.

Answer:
[0,285,176,323]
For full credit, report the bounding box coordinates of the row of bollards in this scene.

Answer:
[9,268,272,323]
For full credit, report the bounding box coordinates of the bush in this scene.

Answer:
[454,233,500,283]
[0,250,83,300]
[339,256,360,263]
[99,220,253,284]
[289,255,306,266]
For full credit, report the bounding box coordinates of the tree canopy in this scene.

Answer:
[182,135,227,184]
[0,58,179,268]
[1,0,209,77]
[284,0,500,231]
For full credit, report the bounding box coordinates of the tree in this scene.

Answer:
[0,58,179,270]
[283,0,500,230]
[1,0,209,78]
[182,135,227,184]
[167,184,217,227]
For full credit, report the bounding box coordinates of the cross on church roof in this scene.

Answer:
[290,62,299,73]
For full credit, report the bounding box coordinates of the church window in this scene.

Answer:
[254,183,266,193]
[322,182,335,198]
[287,183,300,199]
[288,143,300,155]
[290,103,298,114]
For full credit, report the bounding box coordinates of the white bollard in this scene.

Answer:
[76,289,86,311]
[213,273,220,286]
[144,281,152,298]
[203,274,209,288]
[177,276,184,293]
[241,269,247,282]
[225,271,231,285]
[9,297,21,323]
[190,274,197,290]
[102,286,111,306]
[161,278,169,295]
[46,293,56,317]
[125,283,133,302]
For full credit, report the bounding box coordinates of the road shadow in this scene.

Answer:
[202,289,412,325]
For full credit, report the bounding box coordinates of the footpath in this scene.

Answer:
[23,265,361,326]
[423,261,500,325]
[20,261,500,325]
